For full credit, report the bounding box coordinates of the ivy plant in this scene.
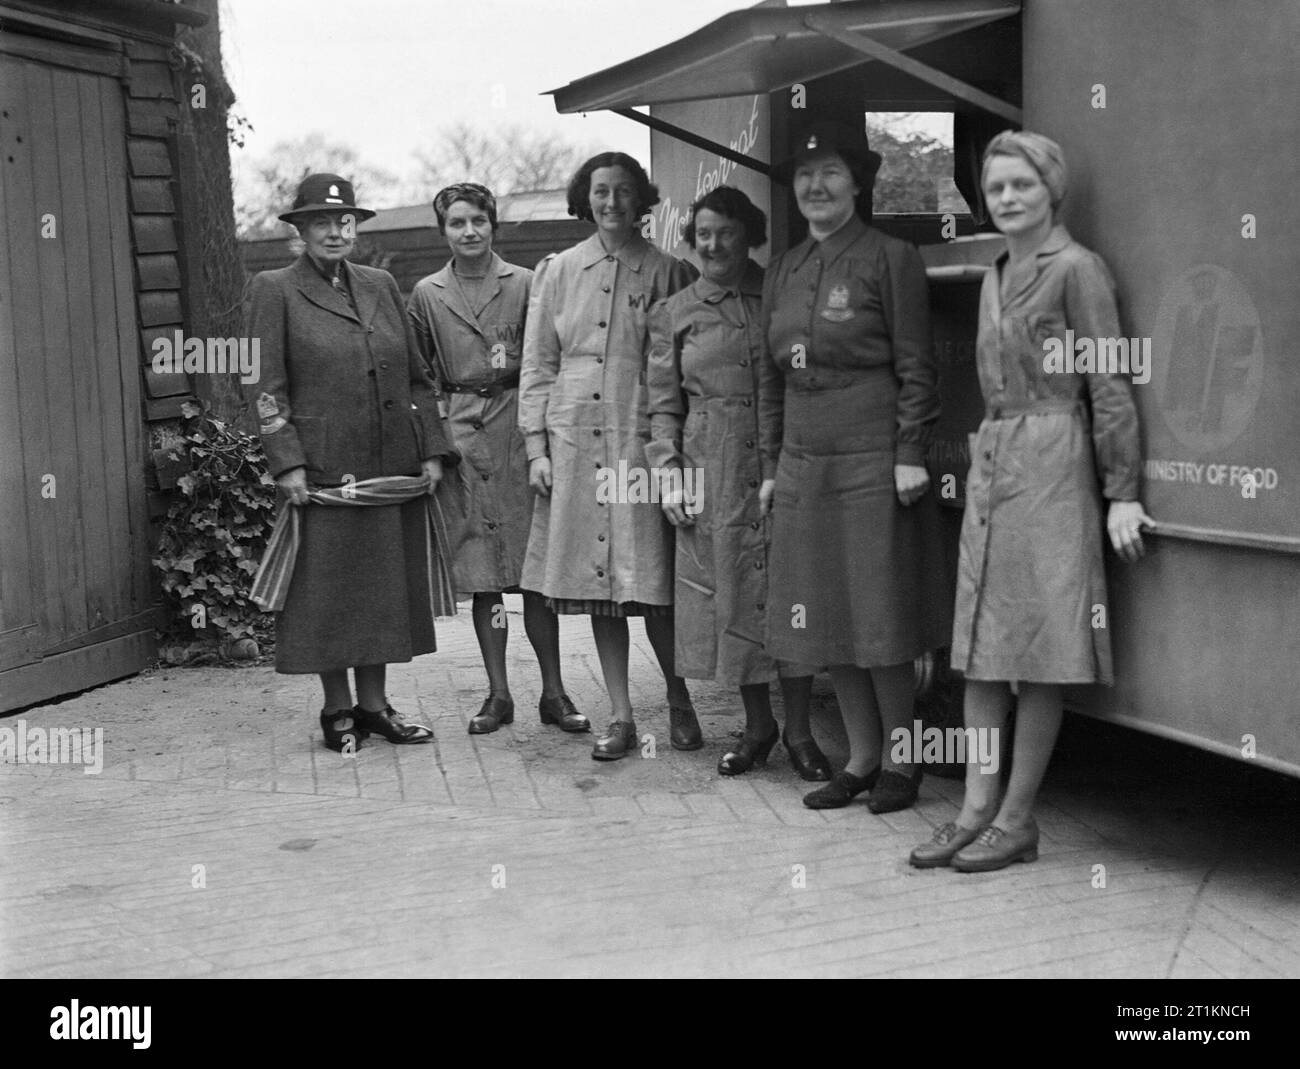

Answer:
[153,400,278,664]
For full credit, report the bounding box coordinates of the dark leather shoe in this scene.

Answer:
[909,822,985,868]
[669,703,703,750]
[353,703,434,744]
[320,709,366,753]
[952,819,1039,872]
[592,720,638,761]
[783,730,832,781]
[539,694,590,733]
[717,724,779,776]
[867,766,923,814]
[468,695,514,735]
[802,767,880,809]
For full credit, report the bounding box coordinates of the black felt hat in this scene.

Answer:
[772,121,883,185]
[278,173,375,224]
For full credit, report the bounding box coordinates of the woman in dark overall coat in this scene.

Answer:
[759,124,951,815]
[245,173,459,752]
[909,132,1152,872]
[646,186,826,780]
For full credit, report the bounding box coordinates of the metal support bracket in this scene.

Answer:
[803,13,1023,125]
[613,107,772,178]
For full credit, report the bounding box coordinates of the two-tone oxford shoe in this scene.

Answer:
[353,703,434,744]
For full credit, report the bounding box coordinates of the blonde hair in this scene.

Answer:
[981,130,1068,213]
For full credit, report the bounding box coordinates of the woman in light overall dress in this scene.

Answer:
[910,131,1153,872]
[519,153,698,761]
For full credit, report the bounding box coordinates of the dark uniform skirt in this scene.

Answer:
[765,374,950,668]
[275,499,437,673]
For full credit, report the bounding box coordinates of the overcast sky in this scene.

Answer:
[222,0,758,203]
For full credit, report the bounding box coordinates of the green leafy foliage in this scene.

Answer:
[152,401,278,664]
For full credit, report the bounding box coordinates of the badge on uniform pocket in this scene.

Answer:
[819,284,854,322]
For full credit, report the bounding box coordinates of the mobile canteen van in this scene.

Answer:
[548,0,1300,776]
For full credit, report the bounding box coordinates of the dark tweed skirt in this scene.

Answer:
[275,499,436,673]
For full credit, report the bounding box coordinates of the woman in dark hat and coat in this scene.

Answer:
[245,173,459,752]
[759,124,950,814]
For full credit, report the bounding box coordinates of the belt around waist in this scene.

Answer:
[442,370,520,398]
[785,366,895,393]
[985,398,1083,420]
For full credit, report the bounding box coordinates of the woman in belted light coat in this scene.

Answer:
[408,183,587,737]
[519,152,697,761]
[909,131,1153,873]
[646,187,825,781]
[245,173,458,753]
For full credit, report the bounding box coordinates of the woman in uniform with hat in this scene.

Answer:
[646,186,826,780]
[908,131,1151,871]
[245,173,459,752]
[519,152,698,761]
[408,183,588,737]
[758,124,950,813]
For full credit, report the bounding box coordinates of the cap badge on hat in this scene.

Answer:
[806,134,819,151]
[326,184,342,203]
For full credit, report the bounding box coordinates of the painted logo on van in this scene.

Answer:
[1150,264,1263,453]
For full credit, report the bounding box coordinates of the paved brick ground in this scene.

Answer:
[2,602,1298,977]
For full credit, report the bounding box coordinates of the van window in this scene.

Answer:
[865,112,972,216]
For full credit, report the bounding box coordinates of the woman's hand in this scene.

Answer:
[659,470,695,528]
[421,457,443,495]
[895,463,930,506]
[758,478,776,517]
[1108,500,1154,562]
[276,466,309,506]
[529,456,553,497]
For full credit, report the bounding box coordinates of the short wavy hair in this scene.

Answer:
[981,130,1068,215]
[432,182,499,233]
[566,152,659,223]
[683,186,767,249]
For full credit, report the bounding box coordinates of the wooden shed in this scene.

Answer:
[1,0,227,711]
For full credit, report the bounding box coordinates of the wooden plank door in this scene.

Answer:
[0,50,153,710]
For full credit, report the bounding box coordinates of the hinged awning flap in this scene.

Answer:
[548,0,1020,113]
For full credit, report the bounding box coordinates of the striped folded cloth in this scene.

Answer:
[249,474,458,616]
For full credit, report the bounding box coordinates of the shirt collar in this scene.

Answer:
[306,252,348,286]
[788,213,869,271]
[579,230,650,272]
[695,258,764,303]
[431,251,514,288]
[994,223,1072,268]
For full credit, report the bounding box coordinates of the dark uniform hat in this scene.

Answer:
[773,121,884,185]
[278,173,376,224]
